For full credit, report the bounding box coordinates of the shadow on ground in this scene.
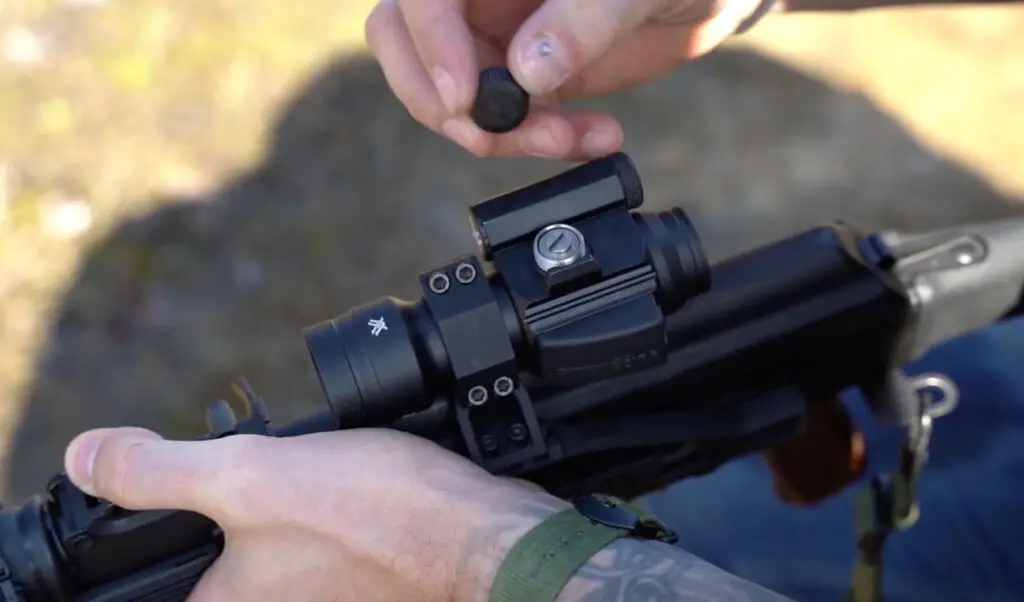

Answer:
[2,48,1020,502]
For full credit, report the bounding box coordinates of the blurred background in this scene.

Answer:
[0,0,1022,502]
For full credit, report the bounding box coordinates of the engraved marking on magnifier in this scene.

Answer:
[368,317,388,337]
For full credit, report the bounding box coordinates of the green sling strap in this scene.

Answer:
[847,466,920,602]
[489,494,677,602]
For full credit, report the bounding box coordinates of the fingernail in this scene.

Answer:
[520,124,561,158]
[442,118,483,152]
[516,35,572,94]
[581,124,621,157]
[432,67,461,115]
[67,433,102,495]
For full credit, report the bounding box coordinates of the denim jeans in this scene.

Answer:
[644,317,1024,602]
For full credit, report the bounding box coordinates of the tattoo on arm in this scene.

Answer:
[558,537,793,602]
[459,486,792,602]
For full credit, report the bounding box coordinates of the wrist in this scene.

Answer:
[453,489,791,602]
[453,484,568,602]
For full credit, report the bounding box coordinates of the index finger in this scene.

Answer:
[396,0,479,116]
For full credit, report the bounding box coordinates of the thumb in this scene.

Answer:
[507,0,661,96]
[64,427,229,518]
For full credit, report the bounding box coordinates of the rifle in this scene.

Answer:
[0,149,1021,601]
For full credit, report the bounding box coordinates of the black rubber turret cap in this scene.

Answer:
[471,67,530,134]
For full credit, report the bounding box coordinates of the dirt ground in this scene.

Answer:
[1,1,1022,502]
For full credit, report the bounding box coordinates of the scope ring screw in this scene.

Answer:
[468,385,489,406]
[480,434,500,454]
[508,423,528,443]
[493,376,515,397]
[428,272,451,294]
[455,262,478,284]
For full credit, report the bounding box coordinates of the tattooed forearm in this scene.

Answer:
[457,484,791,602]
[557,537,793,602]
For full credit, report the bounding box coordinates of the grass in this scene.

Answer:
[0,0,378,441]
